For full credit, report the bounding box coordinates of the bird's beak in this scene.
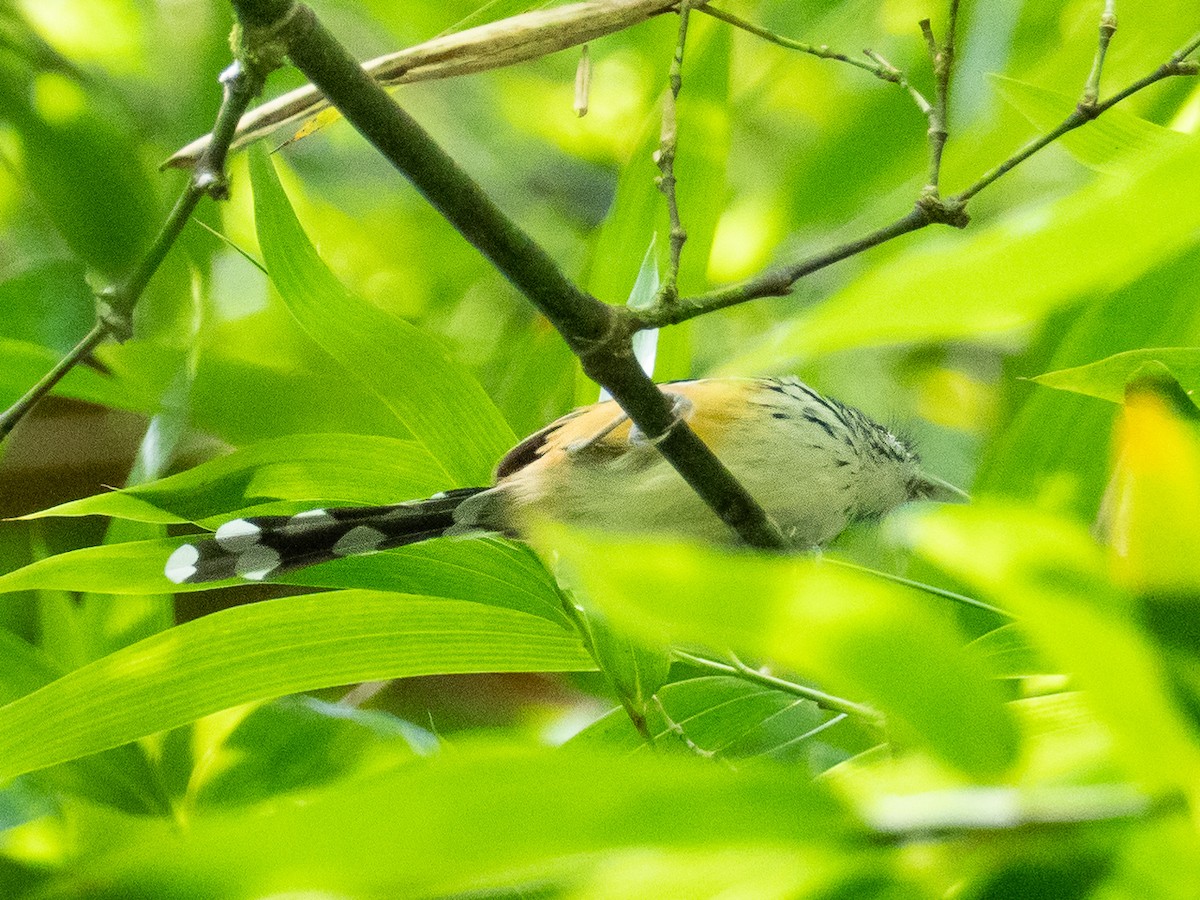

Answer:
[913,471,971,503]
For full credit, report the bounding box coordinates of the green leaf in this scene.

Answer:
[248,147,515,485]
[991,74,1184,173]
[725,134,1200,370]
[192,697,432,809]
[900,502,1200,792]
[0,536,566,624]
[0,628,61,704]
[24,434,449,524]
[969,625,1055,680]
[1031,348,1200,406]
[570,675,870,767]
[0,591,593,780]
[0,338,158,414]
[584,604,672,719]
[2,70,157,278]
[287,539,568,625]
[541,527,1020,779]
[188,334,407,445]
[976,252,1200,516]
[53,744,853,898]
[0,261,94,353]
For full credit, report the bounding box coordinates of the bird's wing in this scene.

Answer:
[494,379,754,481]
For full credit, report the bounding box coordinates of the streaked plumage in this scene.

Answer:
[166,377,963,584]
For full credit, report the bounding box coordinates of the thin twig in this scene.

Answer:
[629,206,930,330]
[673,648,883,725]
[652,694,716,757]
[700,4,890,80]
[631,14,1200,329]
[920,0,959,193]
[862,48,934,119]
[956,26,1200,202]
[701,4,939,124]
[0,324,107,442]
[1081,0,1118,108]
[0,61,264,444]
[169,0,689,169]
[653,0,692,305]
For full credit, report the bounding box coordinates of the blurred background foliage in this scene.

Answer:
[1,0,1199,896]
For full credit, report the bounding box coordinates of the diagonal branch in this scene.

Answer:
[229,0,786,550]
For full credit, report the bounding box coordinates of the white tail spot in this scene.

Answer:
[215,518,262,551]
[284,509,334,532]
[165,544,200,584]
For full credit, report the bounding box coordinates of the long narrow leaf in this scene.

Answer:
[0,591,592,780]
[53,744,852,898]
[0,537,564,623]
[23,434,449,524]
[249,148,515,484]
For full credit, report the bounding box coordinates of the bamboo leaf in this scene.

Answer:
[0,592,593,780]
[542,527,1020,779]
[249,148,515,484]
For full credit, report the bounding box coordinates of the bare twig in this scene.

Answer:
[701,4,940,125]
[1081,0,1118,108]
[630,12,1200,331]
[0,61,264,444]
[701,5,892,81]
[0,324,107,442]
[954,27,1200,202]
[862,48,935,119]
[630,206,930,329]
[651,694,718,757]
[919,0,959,193]
[653,0,692,305]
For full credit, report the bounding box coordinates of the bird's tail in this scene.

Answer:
[165,487,486,585]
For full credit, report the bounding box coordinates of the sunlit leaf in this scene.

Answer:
[991,74,1184,173]
[1032,348,1200,407]
[726,135,1200,370]
[976,253,1200,515]
[248,147,515,484]
[48,744,853,898]
[0,536,565,623]
[900,502,1200,792]
[192,697,433,809]
[23,434,448,524]
[541,526,1020,779]
[0,592,593,780]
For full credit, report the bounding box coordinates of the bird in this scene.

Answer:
[164,376,965,584]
